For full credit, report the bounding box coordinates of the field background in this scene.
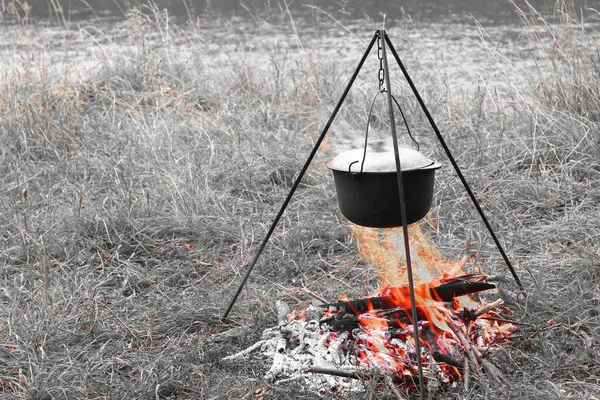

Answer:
[0,0,599,398]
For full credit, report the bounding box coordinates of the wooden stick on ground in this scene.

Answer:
[276,300,290,325]
[384,375,405,400]
[472,299,504,319]
[222,340,266,361]
[471,344,506,384]
[304,366,366,380]
[308,363,405,400]
[448,322,480,372]
[480,359,505,385]
[462,321,506,384]
[302,287,329,304]
[463,358,470,390]
[263,338,287,383]
[310,365,405,400]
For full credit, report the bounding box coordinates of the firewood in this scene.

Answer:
[263,338,287,383]
[387,327,409,339]
[301,287,329,304]
[357,346,413,368]
[276,300,290,325]
[263,352,284,384]
[463,358,470,390]
[472,299,504,319]
[223,280,514,395]
[222,339,267,361]
[304,366,365,380]
[320,314,361,331]
[321,275,495,315]
[307,366,403,400]
[280,324,322,340]
[452,321,506,384]
[316,332,332,349]
[431,351,463,367]
[448,322,480,373]
[432,274,496,301]
[356,312,413,328]
[384,374,404,400]
[471,344,506,384]
[426,357,442,392]
[480,359,505,384]
[321,308,414,331]
[327,332,349,356]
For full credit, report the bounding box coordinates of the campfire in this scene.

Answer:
[223,224,517,397]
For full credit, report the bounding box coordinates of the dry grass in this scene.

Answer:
[0,1,599,399]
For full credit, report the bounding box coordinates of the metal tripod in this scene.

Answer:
[222,29,524,397]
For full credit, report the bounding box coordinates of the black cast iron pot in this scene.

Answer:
[327,147,442,228]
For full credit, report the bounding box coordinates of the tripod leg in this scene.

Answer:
[222,31,380,319]
[380,29,426,399]
[383,32,524,290]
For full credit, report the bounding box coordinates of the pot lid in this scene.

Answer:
[327,147,436,173]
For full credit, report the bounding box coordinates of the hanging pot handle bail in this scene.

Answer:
[357,91,420,174]
[357,90,383,174]
[391,94,420,151]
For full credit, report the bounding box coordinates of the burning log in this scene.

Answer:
[321,314,363,332]
[472,299,504,319]
[431,351,463,367]
[326,331,349,362]
[322,311,414,332]
[321,274,495,315]
[431,274,496,300]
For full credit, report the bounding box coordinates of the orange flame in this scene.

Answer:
[342,220,516,383]
[350,223,461,287]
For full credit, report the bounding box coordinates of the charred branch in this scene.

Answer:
[305,366,366,380]
[321,275,495,315]
[321,312,414,332]
[431,351,463,367]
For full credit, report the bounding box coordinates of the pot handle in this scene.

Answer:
[358,90,420,174]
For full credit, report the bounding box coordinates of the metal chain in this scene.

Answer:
[377,32,385,91]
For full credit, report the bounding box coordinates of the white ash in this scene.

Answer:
[223,305,364,396]
[223,298,511,396]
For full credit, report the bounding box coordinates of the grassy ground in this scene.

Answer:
[0,1,599,399]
